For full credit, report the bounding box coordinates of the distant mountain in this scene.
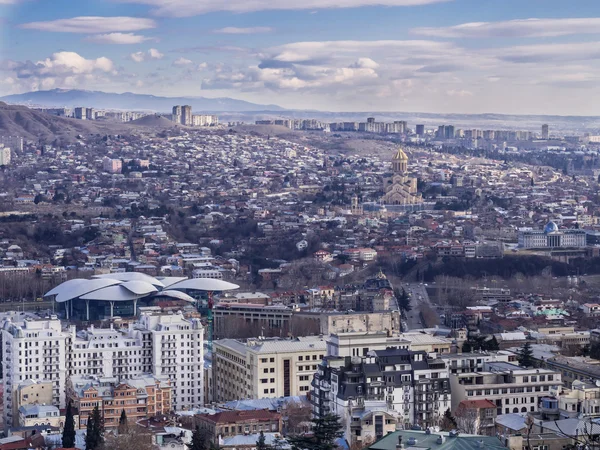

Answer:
[0,89,285,113]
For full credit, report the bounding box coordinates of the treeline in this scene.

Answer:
[422,255,600,280]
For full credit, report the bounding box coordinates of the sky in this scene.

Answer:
[1,0,600,114]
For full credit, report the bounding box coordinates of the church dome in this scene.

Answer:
[393,147,409,161]
[544,221,559,234]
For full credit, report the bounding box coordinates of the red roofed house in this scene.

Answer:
[455,399,497,436]
[194,410,282,443]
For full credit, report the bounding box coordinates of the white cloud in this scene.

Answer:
[85,33,152,44]
[412,18,600,38]
[118,0,451,17]
[349,58,379,69]
[128,48,164,62]
[446,89,473,97]
[495,41,600,63]
[173,57,193,66]
[20,16,156,33]
[0,51,117,93]
[214,27,273,34]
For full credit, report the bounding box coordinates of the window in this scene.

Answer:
[270,358,275,363]
[261,378,268,383]
[298,356,303,361]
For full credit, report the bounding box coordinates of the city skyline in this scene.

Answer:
[2,1,600,114]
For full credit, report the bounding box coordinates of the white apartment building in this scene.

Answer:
[1,311,203,428]
[2,316,69,428]
[213,336,326,402]
[450,361,562,416]
[0,145,11,166]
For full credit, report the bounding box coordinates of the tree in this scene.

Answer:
[394,287,412,312]
[440,408,457,431]
[486,336,500,351]
[256,431,270,450]
[85,405,104,450]
[455,404,480,435]
[101,425,158,450]
[517,341,535,368]
[62,401,76,449]
[462,341,472,353]
[187,427,209,450]
[288,414,343,450]
[118,409,128,435]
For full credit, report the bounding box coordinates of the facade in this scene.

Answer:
[18,405,63,428]
[518,222,586,248]
[172,106,182,124]
[68,374,171,429]
[213,304,293,340]
[450,362,562,416]
[542,124,549,139]
[102,157,123,174]
[556,380,600,419]
[312,349,451,446]
[212,336,326,402]
[294,311,401,336]
[455,399,497,436]
[10,380,54,429]
[194,410,281,443]
[381,147,422,206]
[182,105,192,126]
[439,352,513,375]
[192,115,219,126]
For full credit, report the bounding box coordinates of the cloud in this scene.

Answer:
[129,48,164,62]
[85,33,152,44]
[0,51,117,93]
[118,0,452,17]
[446,89,473,97]
[214,27,273,34]
[20,16,156,33]
[349,58,379,69]
[173,57,193,66]
[495,42,600,64]
[412,18,600,38]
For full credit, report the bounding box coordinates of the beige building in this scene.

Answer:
[10,380,54,428]
[294,310,400,336]
[381,147,422,206]
[18,404,65,428]
[213,336,326,402]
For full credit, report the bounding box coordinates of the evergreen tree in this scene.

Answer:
[440,408,457,431]
[289,414,343,450]
[187,427,209,450]
[487,336,500,351]
[256,431,269,450]
[85,405,104,450]
[118,409,128,435]
[394,287,412,313]
[517,341,535,367]
[62,401,76,449]
[461,341,472,353]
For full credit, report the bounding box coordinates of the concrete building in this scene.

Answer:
[213,304,293,340]
[212,336,326,402]
[312,348,451,446]
[18,405,64,428]
[0,145,11,166]
[455,399,497,436]
[450,361,562,416]
[182,105,192,126]
[542,124,549,139]
[102,157,122,174]
[439,351,513,375]
[294,311,401,336]
[172,106,182,125]
[194,410,281,444]
[518,222,586,248]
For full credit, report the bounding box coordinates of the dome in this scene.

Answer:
[544,221,559,234]
[393,147,409,161]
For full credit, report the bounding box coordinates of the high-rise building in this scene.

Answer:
[172,105,182,124]
[415,124,425,136]
[542,124,549,139]
[182,105,192,126]
[0,145,11,166]
[1,311,204,428]
[85,108,95,120]
[74,107,86,120]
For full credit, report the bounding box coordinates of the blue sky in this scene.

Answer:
[2,0,600,114]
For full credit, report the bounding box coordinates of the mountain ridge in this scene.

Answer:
[0,89,286,113]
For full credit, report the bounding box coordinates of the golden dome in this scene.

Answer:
[393,147,409,161]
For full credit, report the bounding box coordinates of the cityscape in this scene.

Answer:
[1,1,600,450]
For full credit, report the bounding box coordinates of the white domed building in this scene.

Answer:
[44,273,239,321]
[518,221,587,249]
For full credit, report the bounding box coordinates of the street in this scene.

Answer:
[397,282,435,331]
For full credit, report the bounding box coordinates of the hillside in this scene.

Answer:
[0,89,285,113]
[130,115,179,127]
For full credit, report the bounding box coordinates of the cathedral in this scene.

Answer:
[381,147,422,205]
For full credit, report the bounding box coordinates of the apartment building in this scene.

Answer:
[212,336,326,402]
[312,348,451,446]
[68,374,171,429]
[194,410,281,443]
[438,351,513,375]
[450,362,562,416]
[1,311,203,429]
[213,304,293,339]
[2,316,69,428]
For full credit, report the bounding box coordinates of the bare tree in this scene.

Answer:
[100,426,158,450]
[455,406,480,435]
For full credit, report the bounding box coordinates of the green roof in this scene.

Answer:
[368,431,508,450]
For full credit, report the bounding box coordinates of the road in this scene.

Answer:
[389,280,435,331]
[0,301,53,313]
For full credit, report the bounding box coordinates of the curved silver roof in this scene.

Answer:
[80,285,151,302]
[93,272,165,288]
[156,276,188,288]
[46,278,122,303]
[168,278,239,292]
[152,290,196,303]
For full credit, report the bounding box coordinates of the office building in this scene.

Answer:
[212,336,326,402]
[450,361,562,416]
[518,222,587,248]
[74,107,86,120]
[312,348,451,445]
[102,157,122,174]
[415,124,425,136]
[542,124,549,139]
